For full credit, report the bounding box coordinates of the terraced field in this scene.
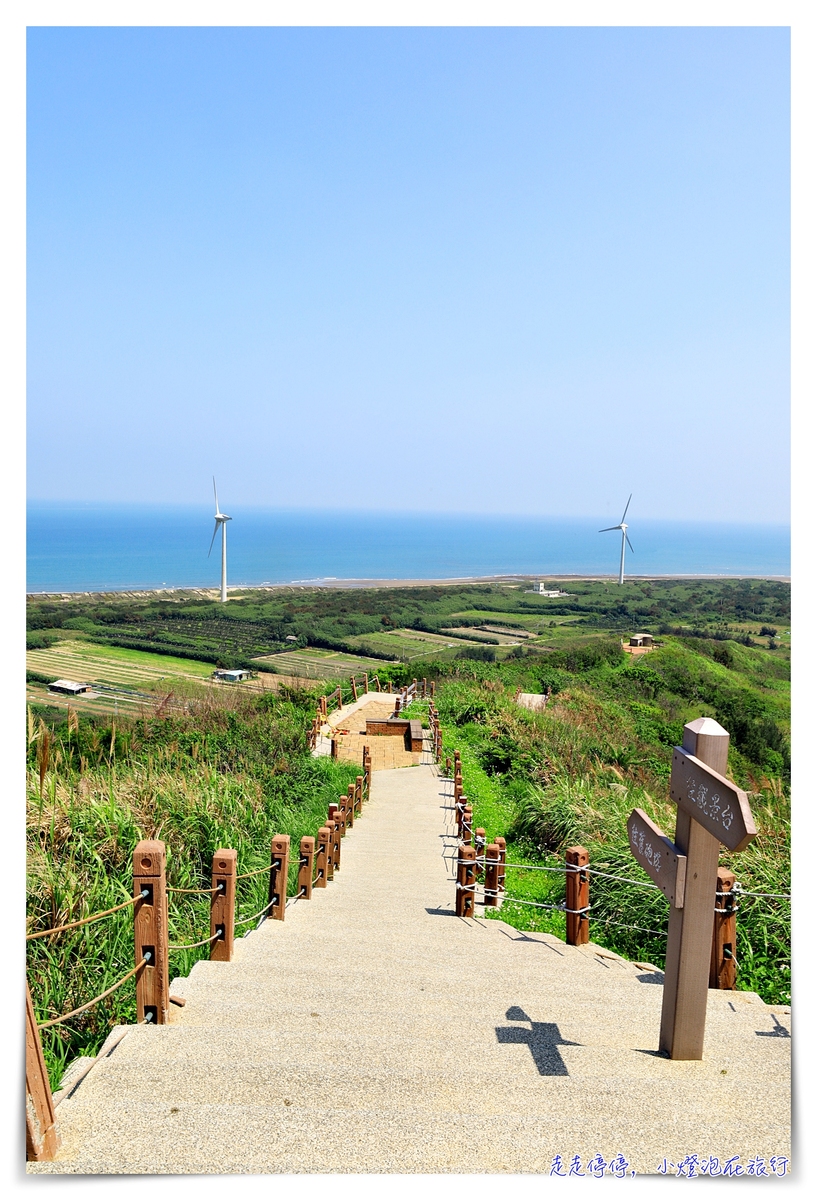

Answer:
[25,682,159,720]
[253,647,386,681]
[26,641,214,688]
[344,627,486,661]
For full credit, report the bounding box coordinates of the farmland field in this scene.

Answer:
[344,627,487,661]
[27,640,215,687]
[445,626,524,645]
[447,609,586,631]
[253,647,386,680]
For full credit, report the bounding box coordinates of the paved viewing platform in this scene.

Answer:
[30,714,790,1175]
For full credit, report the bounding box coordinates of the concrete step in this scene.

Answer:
[30,764,790,1176]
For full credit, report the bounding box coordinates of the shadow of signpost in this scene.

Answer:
[495,1006,582,1076]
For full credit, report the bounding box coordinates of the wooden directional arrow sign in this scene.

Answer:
[669,747,757,852]
[627,809,687,907]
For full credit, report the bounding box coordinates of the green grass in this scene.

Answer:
[408,657,790,1005]
[253,647,387,679]
[26,582,791,1082]
[449,608,584,631]
[27,639,215,684]
[346,628,485,661]
[26,687,360,1088]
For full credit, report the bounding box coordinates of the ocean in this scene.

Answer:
[26,504,790,594]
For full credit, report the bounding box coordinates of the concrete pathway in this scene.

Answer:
[31,759,790,1175]
[314,691,427,769]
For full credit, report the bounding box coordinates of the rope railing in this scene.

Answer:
[166,883,223,895]
[26,891,149,941]
[235,862,277,881]
[27,746,376,1162]
[234,896,278,927]
[168,930,222,951]
[36,958,149,1030]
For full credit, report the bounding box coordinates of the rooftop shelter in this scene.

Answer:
[48,679,92,695]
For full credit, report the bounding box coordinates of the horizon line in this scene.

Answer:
[25,501,791,529]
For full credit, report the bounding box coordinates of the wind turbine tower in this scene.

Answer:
[209,478,232,602]
[600,494,634,585]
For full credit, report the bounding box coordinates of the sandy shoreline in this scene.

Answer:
[26,571,790,600]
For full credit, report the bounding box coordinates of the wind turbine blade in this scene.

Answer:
[208,520,220,557]
[599,526,620,533]
[626,534,634,553]
[620,493,632,523]
[213,476,219,514]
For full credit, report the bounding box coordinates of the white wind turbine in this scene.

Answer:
[600,494,634,585]
[208,478,232,602]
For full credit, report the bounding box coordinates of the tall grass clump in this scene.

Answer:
[26,686,359,1088]
[427,658,790,1006]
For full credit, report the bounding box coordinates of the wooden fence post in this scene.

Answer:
[565,846,590,946]
[710,866,737,989]
[456,845,477,917]
[133,839,169,1025]
[484,843,500,908]
[364,673,369,693]
[330,737,338,759]
[346,783,356,827]
[355,776,364,815]
[496,836,506,899]
[328,805,341,869]
[299,836,316,900]
[210,848,237,962]
[325,821,336,880]
[25,981,60,1161]
[461,805,473,845]
[475,828,486,880]
[351,676,358,701]
[268,834,290,921]
[660,719,731,1060]
[315,828,330,888]
[431,681,436,699]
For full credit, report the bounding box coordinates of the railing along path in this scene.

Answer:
[444,747,788,976]
[25,746,374,1162]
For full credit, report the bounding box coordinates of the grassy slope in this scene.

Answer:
[404,635,790,1005]
[26,687,360,1088]
[26,583,791,1083]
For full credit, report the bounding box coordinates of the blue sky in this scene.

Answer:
[26,26,790,522]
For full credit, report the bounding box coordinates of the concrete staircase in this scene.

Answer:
[30,761,790,1175]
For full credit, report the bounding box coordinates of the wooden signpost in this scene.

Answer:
[668,745,757,852]
[628,717,757,1061]
[627,809,686,908]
